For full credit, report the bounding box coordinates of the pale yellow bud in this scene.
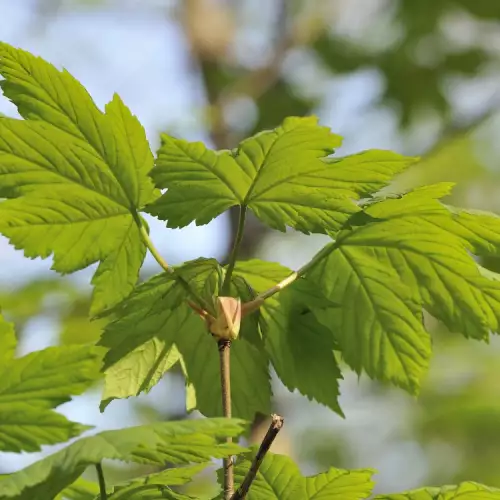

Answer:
[209,296,242,341]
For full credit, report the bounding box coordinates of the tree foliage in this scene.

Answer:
[1,41,500,499]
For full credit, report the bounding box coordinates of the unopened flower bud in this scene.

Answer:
[209,296,242,340]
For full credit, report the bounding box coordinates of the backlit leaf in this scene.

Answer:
[0,322,102,452]
[0,42,156,314]
[148,117,414,234]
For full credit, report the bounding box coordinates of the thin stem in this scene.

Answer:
[95,462,107,500]
[231,414,284,499]
[222,206,247,295]
[136,217,211,312]
[139,224,171,273]
[242,242,336,316]
[219,339,234,499]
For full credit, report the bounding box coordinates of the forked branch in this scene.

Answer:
[231,414,285,499]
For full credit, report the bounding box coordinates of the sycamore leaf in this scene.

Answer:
[97,484,195,499]
[357,184,500,340]
[304,183,500,393]
[233,260,344,413]
[0,42,156,315]
[0,313,15,364]
[0,322,103,452]
[90,217,147,316]
[56,478,99,500]
[147,116,415,234]
[0,43,156,206]
[322,150,417,199]
[445,207,500,258]
[97,272,193,410]
[307,243,430,394]
[97,463,207,500]
[231,453,304,499]
[0,404,91,454]
[0,418,248,500]
[304,467,375,499]
[229,451,374,499]
[374,481,500,499]
[99,260,271,419]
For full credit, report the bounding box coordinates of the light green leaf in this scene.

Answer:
[148,117,411,234]
[231,453,304,499]
[99,261,271,419]
[146,135,248,227]
[304,467,374,499]
[0,43,156,207]
[97,272,187,410]
[0,418,248,500]
[0,344,103,409]
[0,313,15,364]
[56,477,99,500]
[358,185,500,339]
[0,42,156,314]
[374,481,500,499]
[0,323,102,452]
[322,150,418,199]
[90,217,147,316]
[0,403,90,453]
[305,183,500,392]
[99,463,207,500]
[307,244,430,394]
[98,484,195,499]
[234,260,343,413]
[122,463,208,488]
[230,451,374,499]
[104,93,157,206]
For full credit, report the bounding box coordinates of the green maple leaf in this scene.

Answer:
[305,183,500,394]
[0,418,248,500]
[0,42,157,315]
[146,116,416,234]
[227,451,374,499]
[233,260,344,414]
[374,481,500,499]
[0,314,102,452]
[94,463,207,500]
[96,484,195,499]
[56,478,99,500]
[99,259,271,419]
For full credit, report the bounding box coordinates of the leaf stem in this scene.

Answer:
[242,241,336,316]
[231,414,284,499]
[136,216,211,312]
[219,339,234,499]
[222,206,247,295]
[139,224,171,273]
[95,462,107,500]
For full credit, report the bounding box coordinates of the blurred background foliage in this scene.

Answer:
[2,0,500,497]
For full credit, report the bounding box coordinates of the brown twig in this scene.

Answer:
[231,414,285,500]
[219,339,233,498]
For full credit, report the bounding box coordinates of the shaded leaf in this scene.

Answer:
[0,418,248,500]
[0,323,102,452]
